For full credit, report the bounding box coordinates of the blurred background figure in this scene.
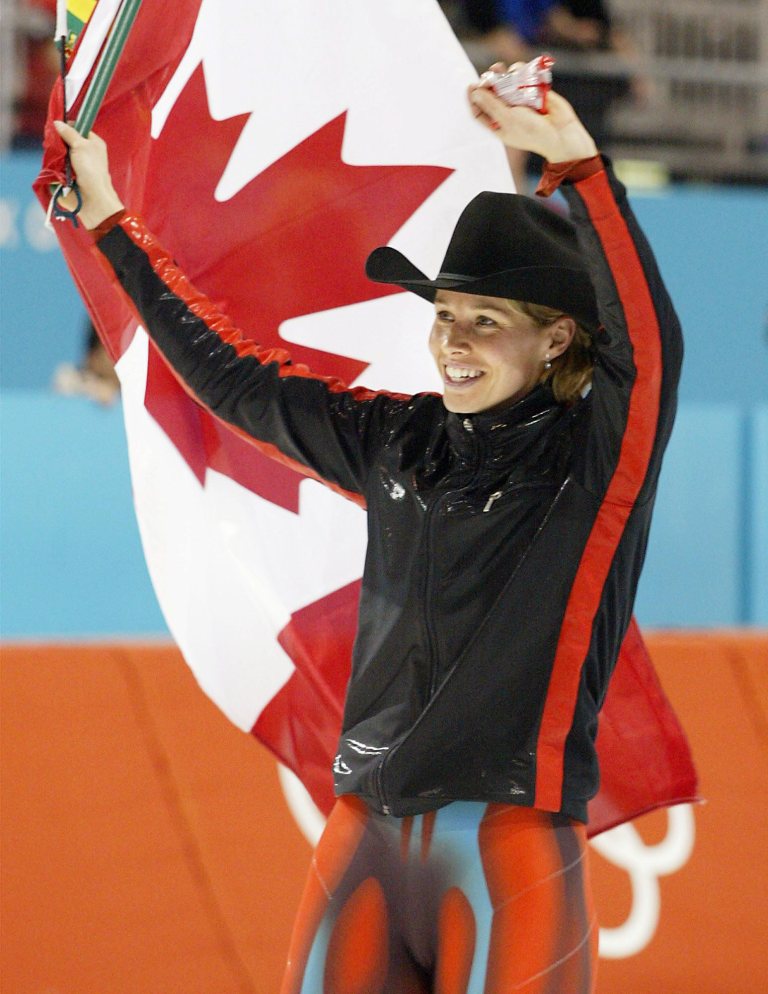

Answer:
[0,0,120,403]
[1,0,59,150]
[53,320,121,405]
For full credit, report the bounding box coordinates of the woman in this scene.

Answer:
[55,74,682,993]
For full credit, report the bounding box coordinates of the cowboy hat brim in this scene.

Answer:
[366,246,599,331]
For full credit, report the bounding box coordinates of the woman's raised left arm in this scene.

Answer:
[469,82,683,500]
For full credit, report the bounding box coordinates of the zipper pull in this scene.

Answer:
[483,490,502,512]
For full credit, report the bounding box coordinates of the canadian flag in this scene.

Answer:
[37,0,697,833]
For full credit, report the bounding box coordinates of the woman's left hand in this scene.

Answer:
[468,67,598,164]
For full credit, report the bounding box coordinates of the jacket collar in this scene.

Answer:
[445,383,562,463]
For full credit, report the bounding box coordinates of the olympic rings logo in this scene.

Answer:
[591,804,696,957]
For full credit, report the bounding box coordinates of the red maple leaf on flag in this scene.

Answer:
[142,65,452,512]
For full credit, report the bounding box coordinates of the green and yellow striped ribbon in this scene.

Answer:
[73,0,143,135]
[66,0,97,50]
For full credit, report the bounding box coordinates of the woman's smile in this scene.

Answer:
[443,362,485,386]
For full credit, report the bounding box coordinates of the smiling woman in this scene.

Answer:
[367,173,601,419]
[430,291,576,413]
[53,75,684,994]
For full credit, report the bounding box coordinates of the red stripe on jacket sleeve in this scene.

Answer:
[534,169,664,812]
[118,215,395,397]
[112,214,415,508]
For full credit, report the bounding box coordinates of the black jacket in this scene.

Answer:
[98,161,682,822]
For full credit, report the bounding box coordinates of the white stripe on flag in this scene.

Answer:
[117,329,300,730]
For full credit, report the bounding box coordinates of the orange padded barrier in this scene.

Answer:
[1,632,766,993]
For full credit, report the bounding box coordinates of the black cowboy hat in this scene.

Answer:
[366,192,599,332]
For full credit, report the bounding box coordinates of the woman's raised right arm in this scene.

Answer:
[53,122,413,499]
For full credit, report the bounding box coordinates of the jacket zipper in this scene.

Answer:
[424,492,449,699]
[423,423,490,699]
[375,484,503,811]
[424,478,555,696]
[374,758,390,815]
[483,490,502,512]
[373,485,448,813]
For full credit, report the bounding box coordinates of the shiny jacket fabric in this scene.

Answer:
[98,161,682,822]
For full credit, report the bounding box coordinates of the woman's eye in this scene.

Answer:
[436,310,453,321]
[476,316,497,328]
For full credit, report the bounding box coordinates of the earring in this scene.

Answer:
[543,354,552,370]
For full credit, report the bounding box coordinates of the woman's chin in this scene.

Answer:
[441,384,534,416]
[441,394,481,414]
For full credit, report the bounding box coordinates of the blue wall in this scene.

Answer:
[0,394,167,636]
[1,152,767,636]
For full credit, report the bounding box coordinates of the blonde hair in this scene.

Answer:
[508,300,594,405]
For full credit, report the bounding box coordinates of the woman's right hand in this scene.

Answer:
[53,121,124,230]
